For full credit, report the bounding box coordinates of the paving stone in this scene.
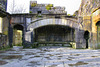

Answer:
[0,46,100,67]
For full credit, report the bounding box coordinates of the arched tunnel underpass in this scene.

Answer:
[33,25,75,47]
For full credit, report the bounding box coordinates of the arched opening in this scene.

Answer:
[84,31,89,48]
[96,21,100,48]
[34,25,75,46]
[13,24,23,46]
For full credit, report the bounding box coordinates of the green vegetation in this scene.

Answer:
[73,14,76,16]
[54,7,56,9]
[15,43,22,46]
[85,4,87,7]
[36,15,42,18]
[23,42,75,49]
[3,55,23,59]
[31,42,39,48]
[29,11,32,13]
[31,3,37,7]
[68,14,71,16]
[46,4,53,10]
[93,0,95,3]
[0,46,12,51]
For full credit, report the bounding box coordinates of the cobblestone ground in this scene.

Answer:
[0,46,100,67]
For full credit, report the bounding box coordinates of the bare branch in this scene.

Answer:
[8,0,26,14]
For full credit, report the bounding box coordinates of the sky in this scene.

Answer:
[7,0,81,15]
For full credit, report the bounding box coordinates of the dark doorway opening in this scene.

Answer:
[34,25,75,42]
[33,25,75,47]
[84,31,89,48]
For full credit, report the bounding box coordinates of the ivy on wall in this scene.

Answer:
[31,3,37,7]
[46,4,53,10]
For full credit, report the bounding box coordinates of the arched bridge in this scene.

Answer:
[27,18,79,31]
[25,17,80,46]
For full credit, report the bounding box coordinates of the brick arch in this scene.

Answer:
[27,18,79,31]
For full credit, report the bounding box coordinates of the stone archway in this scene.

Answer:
[27,18,79,31]
[13,24,23,46]
[25,18,79,48]
[96,21,100,48]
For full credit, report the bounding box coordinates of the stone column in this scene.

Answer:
[70,28,73,41]
[8,23,13,47]
[72,29,75,41]
[75,28,86,49]
[22,27,25,46]
[31,31,34,43]
[8,16,13,47]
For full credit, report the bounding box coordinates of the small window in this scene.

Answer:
[37,11,42,17]
[55,16,60,18]
[38,11,41,14]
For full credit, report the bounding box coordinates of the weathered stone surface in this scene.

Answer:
[78,0,100,49]
[8,0,100,49]
[1,46,100,67]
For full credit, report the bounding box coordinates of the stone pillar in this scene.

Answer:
[22,28,25,46]
[8,23,13,47]
[70,29,73,41]
[72,29,75,41]
[8,17,13,47]
[31,31,34,43]
[25,30,34,43]
[75,28,86,49]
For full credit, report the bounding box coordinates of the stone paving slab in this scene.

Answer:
[0,46,100,67]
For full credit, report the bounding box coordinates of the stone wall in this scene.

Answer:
[0,11,10,49]
[78,0,100,49]
[30,1,67,14]
[11,14,79,48]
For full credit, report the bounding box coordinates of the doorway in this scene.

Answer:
[96,21,100,48]
[84,31,89,48]
[13,24,23,46]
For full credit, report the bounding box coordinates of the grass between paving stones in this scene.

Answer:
[44,57,52,60]
[2,55,23,59]
[28,61,41,66]
[9,52,21,54]
[25,52,36,55]
[29,61,38,64]
[68,61,88,66]
[0,55,7,58]
[48,64,58,67]
[0,51,6,53]
[67,56,74,61]
[0,46,12,51]
[91,56,98,57]
[34,55,42,57]
[48,54,54,56]
[74,54,80,56]
[68,57,75,59]
[67,58,72,60]
[0,60,8,65]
